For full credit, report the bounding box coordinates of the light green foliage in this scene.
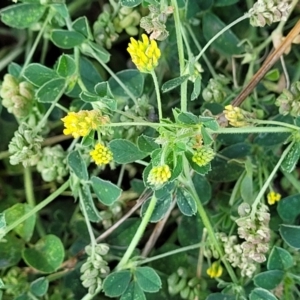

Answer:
[0,0,300,299]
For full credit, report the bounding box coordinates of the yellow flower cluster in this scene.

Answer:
[223,105,250,127]
[127,34,161,73]
[147,165,171,186]
[267,191,281,205]
[207,262,223,278]
[90,143,113,166]
[192,146,215,167]
[61,110,109,138]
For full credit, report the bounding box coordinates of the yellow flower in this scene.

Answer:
[127,34,161,73]
[147,164,171,186]
[61,110,109,138]
[223,105,250,127]
[267,191,281,205]
[90,143,113,166]
[192,146,215,167]
[207,262,223,278]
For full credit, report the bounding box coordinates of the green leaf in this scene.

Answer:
[109,139,148,164]
[51,30,86,49]
[169,155,183,182]
[0,234,24,268]
[0,3,46,29]
[51,3,68,18]
[241,174,253,204]
[30,277,49,297]
[0,213,5,230]
[108,70,144,98]
[103,270,132,297]
[22,234,65,273]
[137,135,159,153]
[279,224,300,249]
[202,118,219,131]
[80,185,102,223]
[67,150,88,181]
[8,62,22,78]
[264,69,280,81]
[91,176,122,206]
[120,0,142,7]
[106,218,141,247]
[161,75,190,93]
[121,282,146,300]
[82,42,111,64]
[178,215,203,246]
[177,111,199,124]
[277,194,300,223]
[56,54,76,78]
[135,267,161,293]
[72,16,92,39]
[24,64,58,87]
[4,203,36,242]
[267,246,293,270]
[141,194,172,222]
[249,288,278,300]
[202,12,242,56]
[193,173,211,204]
[201,127,213,144]
[36,78,66,102]
[79,91,99,102]
[281,142,300,173]
[214,0,239,6]
[253,270,284,290]
[176,188,197,216]
[94,82,117,110]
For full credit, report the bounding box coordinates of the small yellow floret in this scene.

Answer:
[127,34,161,73]
[207,262,223,278]
[267,191,281,205]
[147,165,171,186]
[90,143,113,166]
[224,105,249,127]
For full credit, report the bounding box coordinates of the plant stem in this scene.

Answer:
[138,242,202,265]
[171,0,187,112]
[20,10,53,77]
[195,14,250,62]
[0,46,24,72]
[151,70,163,120]
[24,167,46,237]
[282,171,300,193]
[2,180,70,237]
[116,194,157,270]
[251,142,294,214]
[93,53,138,106]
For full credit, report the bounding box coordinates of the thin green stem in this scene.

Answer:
[186,24,218,78]
[20,10,52,77]
[138,242,202,265]
[24,168,46,237]
[93,53,138,105]
[282,171,300,193]
[79,188,97,258]
[116,195,157,270]
[81,285,102,300]
[171,0,187,111]
[0,46,24,72]
[253,119,300,131]
[2,180,70,237]
[195,14,250,62]
[151,70,163,120]
[185,178,238,284]
[251,142,294,214]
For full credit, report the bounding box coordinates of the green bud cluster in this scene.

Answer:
[36,145,68,182]
[140,5,173,41]
[202,75,230,103]
[249,0,291,27]
[2,267,28,297]
[275,81,300,117]
[167,267,201,300]
[93,4,140,49]
[8,123,43,167]
[0,74,35,118]
[99,201,122,229]
[192,146,215,167]
[80,244,110,295]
